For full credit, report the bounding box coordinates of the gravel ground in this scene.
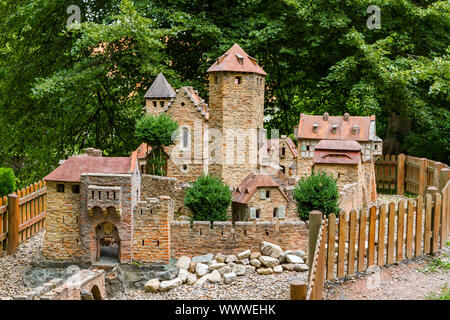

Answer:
[0,231,44,298]
[324,245,450,300]
[124,271,308,300]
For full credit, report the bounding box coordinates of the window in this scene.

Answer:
[266,190,270,199]
[56,184,65,193]
[91,191,95,199]
[256,209,261,219]
[281,147,286,157]
[106,191,109,199]
[235,76,242,84]
[182,164,188,172]
[98,191,101,199]
[214,76,218,84]
[280,165,286,174]
[181,102,185,106]
[181,127,189,149]
[306,145,310,151]
[153,101,157,108]
[273,208,279,218]
[160,101,164,108]
[71,185,80,194]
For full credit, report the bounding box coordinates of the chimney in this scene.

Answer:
[323,112,329,121]
[344,113,349,121]
[85,148,102,157]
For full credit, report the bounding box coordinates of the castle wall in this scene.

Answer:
[133,196,173,263]
[170,220,307,259]
[140,174,189,216]
[42,182,82,261]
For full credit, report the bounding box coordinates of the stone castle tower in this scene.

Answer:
[207,43,267,187]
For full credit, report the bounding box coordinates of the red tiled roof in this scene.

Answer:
[297,114,374,141]
[232,172,289,204]
[44,155,131,183]
[207,43,267,76]
[130,143,152,171]
[313,140,361,165]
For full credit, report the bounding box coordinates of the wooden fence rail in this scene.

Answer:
[324,184,449,281]
[0,180,47,255]
[375,154,449,197]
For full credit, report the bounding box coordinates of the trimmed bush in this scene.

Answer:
[293,171,340,221]
[184,174,232,222]
[0,168,16,197]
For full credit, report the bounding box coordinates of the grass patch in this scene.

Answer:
[419,255,450,274]
[426,283,450,300]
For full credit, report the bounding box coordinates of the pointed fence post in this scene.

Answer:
[7,194,20,255]
[308,210,323,280]
[397,153,405,195]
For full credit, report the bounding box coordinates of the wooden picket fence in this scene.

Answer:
[375,154,449,196]
[323,184,449,281]
[306,217,327,300]
[0,180,47,254]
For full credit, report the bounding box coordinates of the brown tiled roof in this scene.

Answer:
[313,140,361,165]
[267,137,298,158]
[297,113,375,141]
[232,172,289,204]
[44,155,131,183]
[207,43,267,76]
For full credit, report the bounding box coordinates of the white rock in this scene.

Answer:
[195,263,209,277]
[236,258,249,265]
[237,250,251,260]
[244,265,256,275]
[208,270,222,283]
[192,254,214,264]
[273,265,283,273]
[233,264,246,276]
[250,252,261,260]
[260,241,283,258]
[215,253,226,263]
[176,256,191,270]
[144,278,160,293]
[294,264,309,272]
[160,278,182,292]
[259,255,280,268]
[177,269,189,283]
[286,254,304,264]
[228,262,236,269]
[194,274,210,286]
[207,260,218,266]
[293,249,306,258]
[282,263,295,271]
[280,250,293,263]
[225,255,237,263]
[256,267,273,275]
[187,273,197,285]
[250,259,261,267]
[217,265,232,276]
[209,262,226,271]
[223,272,236,284]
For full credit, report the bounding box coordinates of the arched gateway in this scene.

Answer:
[95,222,120,262]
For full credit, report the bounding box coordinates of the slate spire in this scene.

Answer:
[144,73,176,99]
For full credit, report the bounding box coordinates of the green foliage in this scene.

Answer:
[419,255,450,274]
[184,175,232,222]
[293,171,340,221]
[135,113,178,175]
[0,168,16,197]
[426,283,450,300]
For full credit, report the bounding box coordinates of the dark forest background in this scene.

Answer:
[0,0,448,187]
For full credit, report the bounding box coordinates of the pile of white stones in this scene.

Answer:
[144,241,308,293]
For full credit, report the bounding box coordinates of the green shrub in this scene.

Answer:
[293,171,340,221]
[0,168,16,197]
[135,113,178,175]
[184,174,232,222]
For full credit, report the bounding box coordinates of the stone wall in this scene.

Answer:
[42,182,82,261]
[170,220,308,259]
[133,196,173,264]
[140,174,189,216]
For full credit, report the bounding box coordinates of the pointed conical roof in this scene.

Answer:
[144,73,176,99]
[207,43,267,76]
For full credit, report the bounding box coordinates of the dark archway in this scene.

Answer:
[91,285,102,300]
[96,222,120,263]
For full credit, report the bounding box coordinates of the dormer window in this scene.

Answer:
[313,123,319,133]
[352,125,359,135]
[332,124,338,134]
[235,53,244,65]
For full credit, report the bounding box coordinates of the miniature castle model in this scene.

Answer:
[42,44,382,265]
